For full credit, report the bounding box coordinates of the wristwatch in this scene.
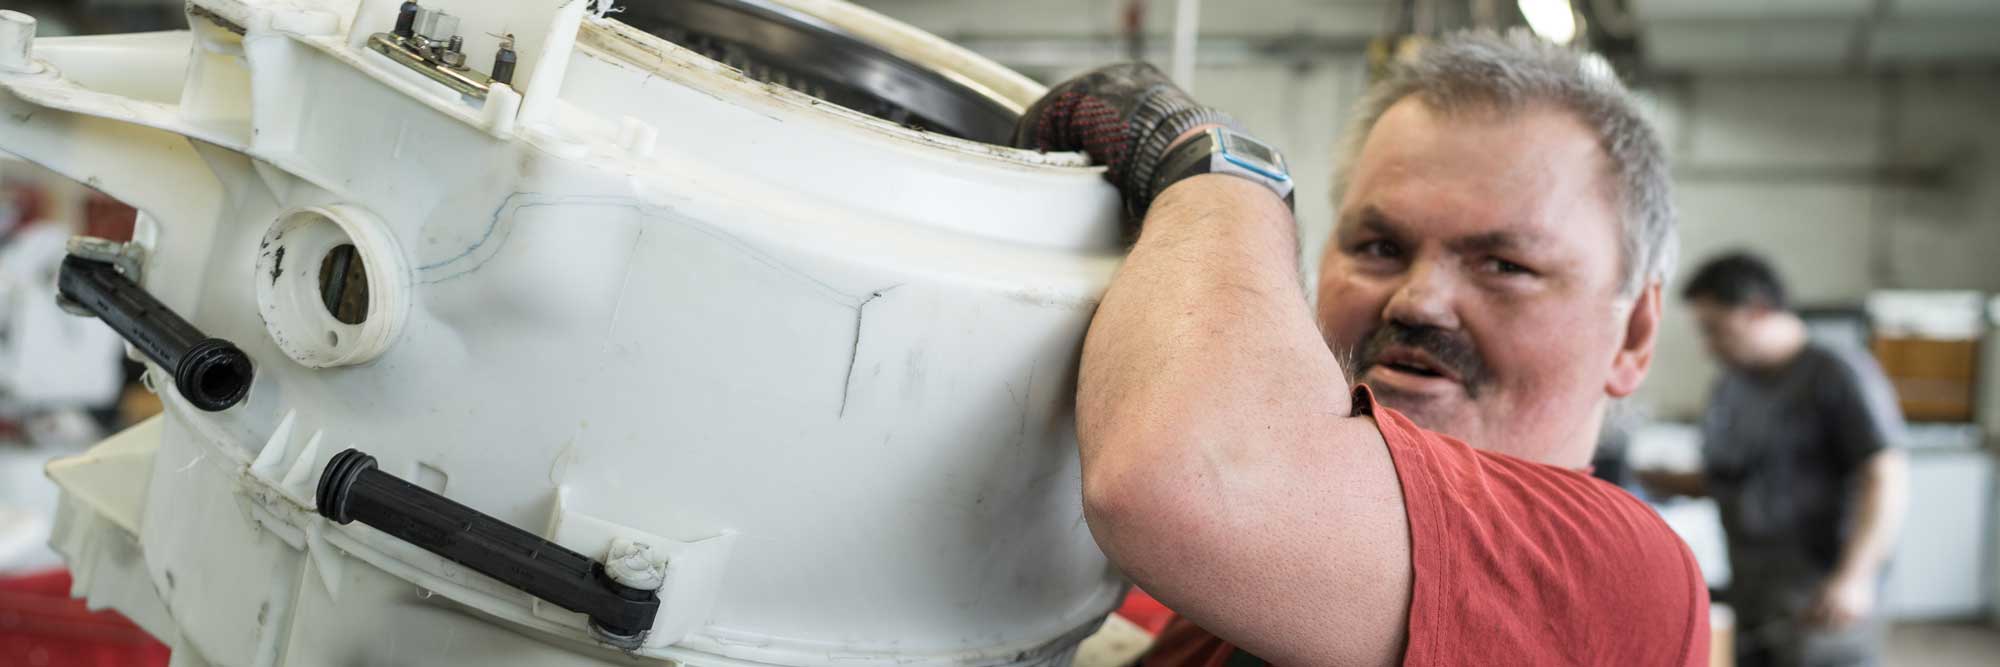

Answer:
[1147,126,1295,212]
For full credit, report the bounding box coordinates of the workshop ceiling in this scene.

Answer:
[48,1,1996,75]
[851,0,2000,74]
[1632,0,2000,71]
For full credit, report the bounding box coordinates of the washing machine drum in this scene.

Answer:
[12,0,1128,666]
[623,0,1019,144]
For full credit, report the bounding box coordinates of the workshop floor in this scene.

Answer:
[1072,620,2000,667]
[1886,621,2000,666]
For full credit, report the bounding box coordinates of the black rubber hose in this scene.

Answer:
[317,449,661,643]
[57,256,252,412]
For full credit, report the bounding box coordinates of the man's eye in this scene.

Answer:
[1355,240,1401,259]
[1483,257,1534,276]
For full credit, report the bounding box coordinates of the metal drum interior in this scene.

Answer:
[616,0,1022,145]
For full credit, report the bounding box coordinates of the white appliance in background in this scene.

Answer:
[0,221,124,424]
[1886,423,1991,620]
[0,1,1127,665]
[1860,291,1992,620]
[1986,295,2000,449]
[1987,295,2000,627]
[1867,291,1987,341]
[1627,422,1733,589]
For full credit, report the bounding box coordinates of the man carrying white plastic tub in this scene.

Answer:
[1015,30,1707,666]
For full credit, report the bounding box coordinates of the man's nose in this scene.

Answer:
[1383,259,1461,331]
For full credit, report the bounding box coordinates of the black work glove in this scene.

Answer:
[1012,63,1235,219]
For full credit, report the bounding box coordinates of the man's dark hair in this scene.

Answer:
[1681,251,1787,309]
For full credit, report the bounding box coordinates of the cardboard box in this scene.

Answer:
[1871,337,1980,422]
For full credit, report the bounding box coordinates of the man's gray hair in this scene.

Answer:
[1335,29,1677,298]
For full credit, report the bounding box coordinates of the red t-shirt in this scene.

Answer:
[1144,385,1709,666]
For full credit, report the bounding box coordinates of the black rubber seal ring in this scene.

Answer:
[315,449,378,524]
[174,338,253,411]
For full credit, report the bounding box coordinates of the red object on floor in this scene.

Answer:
[1115,587,1175,636]
[0,569,170,667]
[81,193,138,243]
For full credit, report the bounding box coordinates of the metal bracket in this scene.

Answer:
[368,32,495,99]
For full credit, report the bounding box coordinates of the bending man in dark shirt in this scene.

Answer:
[1645,252,1909,666]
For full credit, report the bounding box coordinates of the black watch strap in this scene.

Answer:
[1128,99,1234,210]
[1145,128,1296,215]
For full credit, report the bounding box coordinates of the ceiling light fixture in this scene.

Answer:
[1519,0,1578,44]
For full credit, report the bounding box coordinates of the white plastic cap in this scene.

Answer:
[0,10,35,73]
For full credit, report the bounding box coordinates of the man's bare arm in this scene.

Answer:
[1076,174,1412,665]
[1839,448,1908,579]
[1811,448,1908,627]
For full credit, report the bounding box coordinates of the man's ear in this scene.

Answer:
[1606,281,1663,398]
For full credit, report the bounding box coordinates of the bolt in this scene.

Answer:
[441,35,466,68]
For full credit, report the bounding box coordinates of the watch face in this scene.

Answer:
[1219,132,1289,180]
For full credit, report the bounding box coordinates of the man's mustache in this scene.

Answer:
[1351,322,1491,397]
